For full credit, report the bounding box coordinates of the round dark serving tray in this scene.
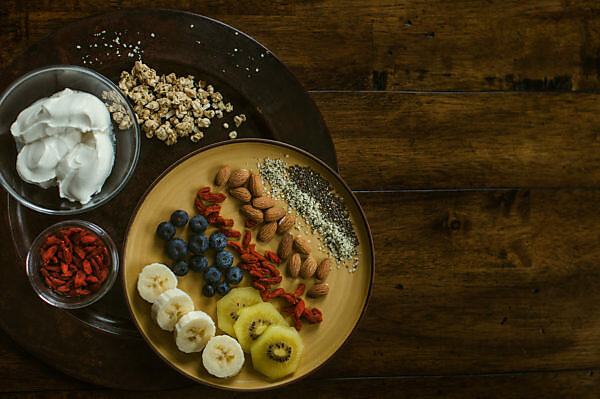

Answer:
[0,9,337,389]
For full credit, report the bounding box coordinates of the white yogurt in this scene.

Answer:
[11,88,115,204]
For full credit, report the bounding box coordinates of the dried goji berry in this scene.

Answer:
[205,204,221,214]
[73,246,86,259]
[244,220,258,228]
[41,245,58,262]
[217,218,234,227]
[294,284,306,298]
[227,240,244,253]
[82,260,92,275]
[295,300,305,320]
[206,212,219,224]
[243,230,252,247]
[80,235,98,244]
[220,229,241,238]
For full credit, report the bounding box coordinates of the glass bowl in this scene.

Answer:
[0,65,140,215]
[26,220,119,309]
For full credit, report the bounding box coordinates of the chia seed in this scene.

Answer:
[288,165,358,248]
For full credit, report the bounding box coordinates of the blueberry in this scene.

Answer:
[189,255,209,273]
[170,210,189,227]
[156,222,175,240]
[215,250,234,270]
[165,238,187,260]
[209,232,228,250]
[204,266,222,284]
[216,281,231,296]
[172,260,189,276]
[202,284,216,297]
[225,267,243,285]
[189,215,208,234]
[188,234,209,254]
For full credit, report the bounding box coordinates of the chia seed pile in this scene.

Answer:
[258,158,359,272]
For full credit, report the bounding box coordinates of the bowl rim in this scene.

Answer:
[120,138,375,391]
[0,64,141,216]
[26,219,120,309]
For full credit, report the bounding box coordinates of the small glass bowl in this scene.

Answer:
[0,65,141,215]
[26,220,119,309]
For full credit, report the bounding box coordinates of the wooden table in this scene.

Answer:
[2,1,600,397]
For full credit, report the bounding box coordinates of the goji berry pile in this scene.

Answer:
[39,227,110,297]
[228,232,323,331]
[194,187,242,239]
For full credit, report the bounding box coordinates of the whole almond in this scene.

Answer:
[228,169,250,187]
[278,233,293,259]
[252,196,275,210]
[288,253,301,278]
[307,283,329,297]
[277,214,295,233]
[249,174,264,197]
[316,258,331,280]
[229,187,252,202]
[240,204,264,223]
[214,165,231,186]
[258,222,277,242]
[265,207,286,222]
[293,236,311,255]
[300,256,317,279]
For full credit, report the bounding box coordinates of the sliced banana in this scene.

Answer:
[151,288,194,331]
[137,263,178,303]
[202,335,245,378]
[174,311,216,353]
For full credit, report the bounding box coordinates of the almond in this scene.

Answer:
[229,187,252,202]
[228,169,249,187]
[316,258,331,280]
[252,196,275,209]
[278,233,293,259]
[293,236,311,255]
[240,204,264,223]
[214,165,231,186]
[248,173,264,197]
[307,283,329,297]
[288,253,301,278]
[277,214,295,233]
[265,207,286,222]
[258,222,277,242]
[300,256,317,279]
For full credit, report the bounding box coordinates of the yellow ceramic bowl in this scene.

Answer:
[122,139,374,390]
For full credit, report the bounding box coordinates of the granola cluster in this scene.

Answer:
[116,61,244,145]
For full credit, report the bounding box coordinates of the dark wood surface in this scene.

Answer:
[2,0,600,397]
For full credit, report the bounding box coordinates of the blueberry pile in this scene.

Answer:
[156,210,244,297]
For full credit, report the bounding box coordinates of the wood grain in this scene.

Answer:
[3,1,600,91]
[0,370,598,397]
[339,190,600,376]
[317,92,600,190]
[0,330,85,392]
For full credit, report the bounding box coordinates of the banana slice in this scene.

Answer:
[174,311,216,353]
[137,263,178,303]
[202,335,245,378]
[151,288,194,331]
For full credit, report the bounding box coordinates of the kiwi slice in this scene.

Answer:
[250,325,304,380]
[217,287,263,336]
[233,302,288,352]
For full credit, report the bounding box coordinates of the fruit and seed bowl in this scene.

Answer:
[26,219,119,309]
[0,65,141,215]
